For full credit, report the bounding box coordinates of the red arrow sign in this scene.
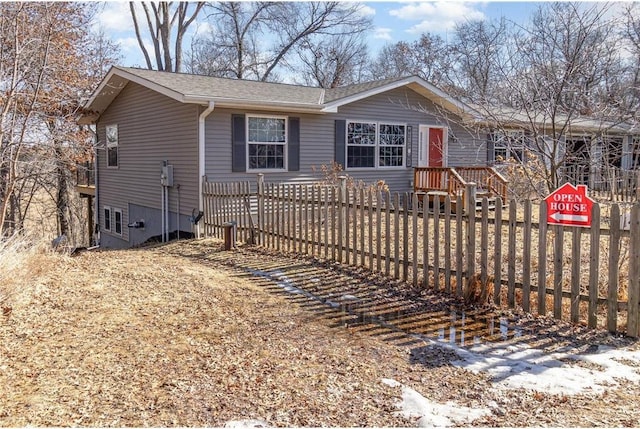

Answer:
[544,183,594,227]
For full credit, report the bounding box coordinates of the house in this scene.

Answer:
[475,105,639,186]
[78,67,489,248]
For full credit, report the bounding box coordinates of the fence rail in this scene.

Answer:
[564,165,640,201]
[202,175,640,337]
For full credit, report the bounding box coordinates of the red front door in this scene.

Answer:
[428,128,444,167]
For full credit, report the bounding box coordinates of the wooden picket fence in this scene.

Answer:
[202,176,640,337]
[201,180,257,243]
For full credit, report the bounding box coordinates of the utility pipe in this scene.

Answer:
[161,182,165,242]
[198,101,215,238]
[176,184,180,240]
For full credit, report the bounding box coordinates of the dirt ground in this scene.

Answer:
[1,238,639,427]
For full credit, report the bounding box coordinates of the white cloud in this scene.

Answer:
[116,36,142,52]
[373,27,393,41]
[93,1,134,33]
[190,20,214,39]
[358,4,377,17]
[389,1,486,34]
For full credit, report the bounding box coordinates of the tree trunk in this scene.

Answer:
[55,146,70,237]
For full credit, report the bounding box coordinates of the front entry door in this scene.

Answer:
[418,125,446,167]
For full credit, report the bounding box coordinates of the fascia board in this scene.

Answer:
[79,67,187,124]
[184,95,327,114]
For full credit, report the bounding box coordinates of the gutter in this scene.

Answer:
[198,101,215,218]
[183,95,326,114]
[93,124,99,247]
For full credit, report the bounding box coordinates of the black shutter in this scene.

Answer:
[288,117,300,171]
[335,119,346,168]
[486,132,495,164]
[232,114,246,172]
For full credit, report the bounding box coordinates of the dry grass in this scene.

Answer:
[0,239,414,427]
[0,234,61,313]
[2,238,640,427]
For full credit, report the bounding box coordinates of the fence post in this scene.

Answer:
[338,176,346,263]
[464,182,477,215]
[628,203,640,337]
[257,174,264,246]
[465,183,477,288]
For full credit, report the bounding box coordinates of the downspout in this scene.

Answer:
[92,124,99,246]
[198,101,215,238]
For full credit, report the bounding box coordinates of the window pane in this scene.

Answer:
[107,146,118,167]
[249,144,284,169]
[114,211,122,235]
[379,124,405,145]
[106,125,118,145]
[248,117,285,143]
[492,131,524,163]
[379,146,404,167]
[104,208,111,231]
[347,146,375,168]
[347,122,376,145]
[378,124,405,167]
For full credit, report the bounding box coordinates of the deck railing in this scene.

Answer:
[413,167,466,196]
[455,166,509,202]
[75,161,95,187]
[414,166,508,202]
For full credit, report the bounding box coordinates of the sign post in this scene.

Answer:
[544,183,594,228]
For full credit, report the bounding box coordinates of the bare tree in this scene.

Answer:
[622,3,640,126]
[0,3,52,234]
[479,2,626,194]
[450,18,509,102]
[129,1,204,72]
[186,2,274,79]
[294,33,370,88]
[0,2,119,238]
[188,1,372,82]
[370,34,452,89]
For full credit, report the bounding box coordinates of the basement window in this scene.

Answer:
[113,209,123,236]
[104,206,111,232]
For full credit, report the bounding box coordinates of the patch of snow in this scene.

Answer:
[382,378,401,388]
[450,341,640,395]
[248,269,314,299]
[247,266,640,397]
[383,378,491,427]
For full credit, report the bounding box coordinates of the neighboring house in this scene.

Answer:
[478,106,639,184]
[78,66,488,248]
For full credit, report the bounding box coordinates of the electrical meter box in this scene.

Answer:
[161,164,174,187]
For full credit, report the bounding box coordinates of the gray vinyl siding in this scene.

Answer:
[204,87,484,192]
[97,82,199,244]
[205,109,333,186]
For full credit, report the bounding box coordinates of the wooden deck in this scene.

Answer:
[414,166,509,210]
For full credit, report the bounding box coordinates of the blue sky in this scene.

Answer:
[95,1,542,69]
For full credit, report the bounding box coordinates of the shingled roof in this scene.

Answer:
[79,66,476,124]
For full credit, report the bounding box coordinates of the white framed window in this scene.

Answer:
[491,130,525,163]
[346,121,406,169]
[104,206,112,232]
[106,124,119,168]
[246,115,287,170]
[379,123,406,167]
[113,209,123,236]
